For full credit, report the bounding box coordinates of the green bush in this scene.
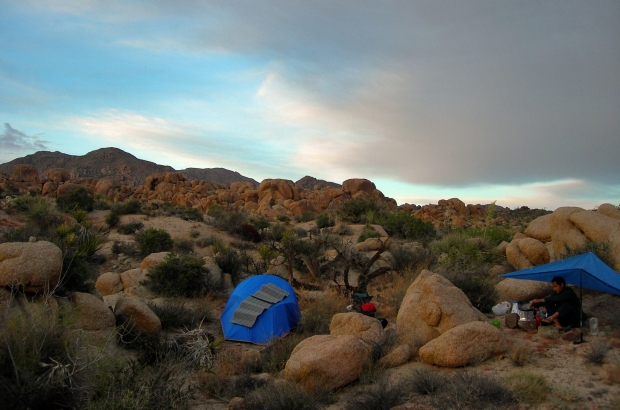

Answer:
[440,269,497,313]
[276,215,291,224]
[297,298,343,336]
[357,226,381,243]
[344,378,408,410]
[299,211,316,222]
[105,211,120,228]
[338,197,384,223]
[215,247,242,283]
[294,227,308,238]
[56,187,94,212]
[266,222,287,242]
[387,245,434,273]
[207,205,247,234]
[463,226,513,245]
[142,252,211,297]
[110,199,143,215]
[117,222,144,235]
[146,301,213,330]
[243,381,320,410]
[430,232,498,271]
[111,240,140,257]
[260,333,305,374]
[432,372,515,409]
[379,211,435,240]
[173,238,194,254]
[136,228,173,255]
[503,370,547,404]
[332,224,353,236]
[249,216,270,230]
[315,212,334,229]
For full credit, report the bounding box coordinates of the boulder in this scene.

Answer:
[516,237,550,266]
[140,252,169,271]
[120,268,146,289]
[597,203,620,220]
[285,334,371,391]
[69,292,116,332]
[13,164,39,182]
[570,211,620,243]
[506,239,533,270]
[57,182,91,197]
[95,178,121,197]
[418,321,506,367]
[396,270,485,353]
[525,214,553,242]
[95,272,124,296]
[376,344,411,369]
[494,241,508,256]
[342,179,376,196]
[330,312,386,346]
[114,297,161,335]
[495,279,551,302]
[550,207,587,258]
[47,168,70,183]
[354,237,392,252]
[600,364,620,385]
[257,179,297,204]
[203,256,223,287]
[0,241,63,293]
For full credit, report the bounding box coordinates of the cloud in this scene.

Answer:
[0,123,48,153]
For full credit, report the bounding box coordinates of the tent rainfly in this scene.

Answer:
[220,275,301,345]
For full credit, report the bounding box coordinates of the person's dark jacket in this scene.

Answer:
[544,286,587,327]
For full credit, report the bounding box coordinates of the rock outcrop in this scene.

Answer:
[113,297,161,335]
[396,270,485,353]
[418,321,506,367]
[285,334,371,391]
[329,312,386,346]
[0,241,63,293]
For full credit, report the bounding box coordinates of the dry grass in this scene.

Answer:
[212,348,246,379]
[504,370,548,404]
[508,341,532,366]
[585,340,610,365]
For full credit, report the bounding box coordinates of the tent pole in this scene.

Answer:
[574,269,585,345]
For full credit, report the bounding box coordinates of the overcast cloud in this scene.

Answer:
[1,1,618,208]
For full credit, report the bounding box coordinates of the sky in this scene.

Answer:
[1,1,619,210]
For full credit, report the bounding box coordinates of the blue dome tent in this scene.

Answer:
[220,275,301,344]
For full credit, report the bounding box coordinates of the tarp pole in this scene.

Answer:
[574,269,585,345]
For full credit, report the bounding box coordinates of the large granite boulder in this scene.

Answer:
[285,335,371,391]
[47,168,70,183]
[376,344,411,369]
[525,214,552,242]
[13,164,39,182]
[506,239,533,270]
[140,252,169,271]
[396,270,485,353]
[495,279,552,303]
[0,241,63,293]
[517,237,550,266]
[418,321,506,367]
[95,272,124,296]
[330,312,385,346]
[69,292,116,332]
[597,203,620,220]
[342,179,376,196]
[550,207,587,258]
[114,297,161,335]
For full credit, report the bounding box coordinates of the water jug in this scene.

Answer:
[589,317,599,335]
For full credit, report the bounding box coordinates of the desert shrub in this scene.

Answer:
[276,214,291,224]
[173,238,194,254]
[299,211,316,222]
[179,207,203,222]
[0,309,76,410]
[146,301,213,330]
[195,235,221,248]
[294,227,308,238]
[207,205,247,234]
[136,228,173,255]
[88,359,193,410]
[379,211,435,240]
[54,223,104,293]
[387,245,431,273]
[240,223,262,242]
[463,226,513,245]
[297,298,343,336]
[116,221,144,235]
[105,211,120,228]
[503,370,547,404]
[249,216,270,230]
[344,378,408,410]
[225,372,269,399]
[260,333,306,374]
[215,247,242,282]
[265,222,287,242]
[409,368,446,395]
[189,229,200,238]
[142,252,211,297]
[431,372,515,409]
[338,197,384,223]
[315,212,334,229]
[564,240,615,269]
[110,199,143,215]
[585,340,610,365]
[430,232,498,271]
[111,240,140,257]
[440,269,497,312]
[93,195,112,210]
[357,226,381,243]
[56,187,94,212]
[0,227,31,243]
[244,381,320,410]
[508,342,531,366]
[332,223,353,236]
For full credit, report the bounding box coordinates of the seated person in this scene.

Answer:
[530,276,587,331]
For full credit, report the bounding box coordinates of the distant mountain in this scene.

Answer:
[183,168,258,186]
[295,175,340,190]
[0,148,258,187]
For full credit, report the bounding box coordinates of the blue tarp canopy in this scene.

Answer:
[502,252,620,296]
[220,275,301,344]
